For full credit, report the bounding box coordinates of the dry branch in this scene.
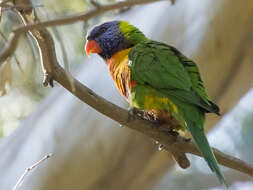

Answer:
[0,0,11,7]
[2,0,253,186]
[90,0,102,9]
[12,154,53,190]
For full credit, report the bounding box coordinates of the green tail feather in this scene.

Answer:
[186,120,228,187]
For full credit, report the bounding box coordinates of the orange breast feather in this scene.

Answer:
[107,48,136,100]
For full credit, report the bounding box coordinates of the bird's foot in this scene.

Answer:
[128,107,139,115]
[156,124,178,135]
[142,113,157,123]
[128,107,142,122]
[169,130,179,137]
[183,137,191,142]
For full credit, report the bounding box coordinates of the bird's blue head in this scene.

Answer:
[85,20,147,60]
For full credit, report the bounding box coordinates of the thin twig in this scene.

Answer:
[12,153,53,190]
[0,0,11,7]
[90,0,101,9]
[0,30,23,72]
[50,25,75,91]
[0,4,43,10]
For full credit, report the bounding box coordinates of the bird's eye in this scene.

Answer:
[89,27,107,40]
[99,27,106,34]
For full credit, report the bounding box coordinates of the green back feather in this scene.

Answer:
[129,41,219,114]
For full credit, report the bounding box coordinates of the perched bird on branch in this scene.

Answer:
[85,20,227,186]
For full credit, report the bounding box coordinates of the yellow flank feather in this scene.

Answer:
[144,96,178,113]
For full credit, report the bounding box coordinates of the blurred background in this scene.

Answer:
[0,0,253,189]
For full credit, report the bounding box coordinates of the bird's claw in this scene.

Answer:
[128,107,139,115]
[128,107,141,122]
[183,137,191,142]
[156,124,176,133]
[169,130,179,137]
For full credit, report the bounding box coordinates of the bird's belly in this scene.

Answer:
[130,85,184,130]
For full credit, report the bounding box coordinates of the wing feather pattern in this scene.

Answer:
[129,41,219,114]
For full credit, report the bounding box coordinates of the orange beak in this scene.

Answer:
[85,40,102,57]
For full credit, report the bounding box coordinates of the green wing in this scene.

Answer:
[168,46,219,114]
[129,41,219,114]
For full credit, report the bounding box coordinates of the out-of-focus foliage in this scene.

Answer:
[42,0,87,13]
[0,0,96,136]
[0,9,47,136]
[0,57,12,96]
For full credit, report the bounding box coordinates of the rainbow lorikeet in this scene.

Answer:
[85,20,226,185]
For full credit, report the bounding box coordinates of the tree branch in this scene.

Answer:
[3,0,253,182]
[90,0,102,9]
[12,153,53,190]
[0,0,11,7]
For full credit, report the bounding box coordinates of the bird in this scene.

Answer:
[85,20,227,186]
